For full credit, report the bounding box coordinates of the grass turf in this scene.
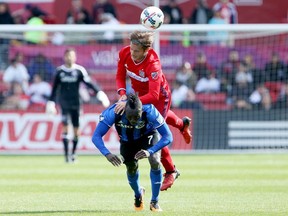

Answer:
[0,154,288,216]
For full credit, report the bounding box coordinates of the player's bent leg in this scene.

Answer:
[61,132,69,163]
[125,161,144,211]
[181,116,192,144]
[160,147,180,191]
[165,110,192,144]
[148,152,162,203]
[70,135,78,163]
[160,146,175,173]
[134,187,145,211]
[165,110,183,130]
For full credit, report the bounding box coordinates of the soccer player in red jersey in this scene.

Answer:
[115,30,192,191]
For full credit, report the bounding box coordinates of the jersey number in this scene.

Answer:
[148,135,153,145]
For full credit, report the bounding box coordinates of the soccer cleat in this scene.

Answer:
[150,201,163,212]
[160,169,180,191]
[70,154,77,163]
[134,187,145,211]
[65,155,70,163]
[181,116,192,144]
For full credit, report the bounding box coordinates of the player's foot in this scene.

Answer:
[134,187,145,211]
[65,155,70,163]
[150,201,163,212]
[181,116,192,144]
[160,169,180,191]
[70,154,77,163]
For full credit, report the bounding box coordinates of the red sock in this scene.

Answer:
[161,146,175,173]
[165,110,183,131]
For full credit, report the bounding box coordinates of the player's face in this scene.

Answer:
[64,51,76,66]
[130,43,147,62]
[126,110,142,125]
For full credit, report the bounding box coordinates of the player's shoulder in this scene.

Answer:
[56,65,65,72]
[147,49,159,60]
[74,64,86,72]
[119,46,130,56]
[143,104,158,114]
[102,103,117,115]
[146,49,161,68]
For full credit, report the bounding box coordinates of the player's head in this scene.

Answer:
[64,47,77,67]
[129,31,154,62]
[125,93,143,125]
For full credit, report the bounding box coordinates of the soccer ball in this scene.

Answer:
[140,6,164,30]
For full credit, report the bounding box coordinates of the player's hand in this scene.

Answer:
[135,149,150,160]
[119,94,127,101]
[115,100,126,115]
[105,153,123,167]
[96,91,110,108]
[45,101,57,115]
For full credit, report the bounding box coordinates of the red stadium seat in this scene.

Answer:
[196,93,227,103]
[196,93,231,110]
[264,81,283,102]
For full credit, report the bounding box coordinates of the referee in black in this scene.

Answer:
[46,48,110,163]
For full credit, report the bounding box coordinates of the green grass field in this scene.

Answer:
[0,154,288,216]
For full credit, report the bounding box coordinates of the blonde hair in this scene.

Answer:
[129,30,154,49]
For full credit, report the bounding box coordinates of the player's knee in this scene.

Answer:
[150,160,161,170]
[126,161,138,175]
[148,152,161,170]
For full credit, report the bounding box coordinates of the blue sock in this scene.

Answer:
[150,168,162,202]
[127,171,141,197]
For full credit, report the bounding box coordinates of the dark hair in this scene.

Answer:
[64,47,76,54]
[125,94,142,115]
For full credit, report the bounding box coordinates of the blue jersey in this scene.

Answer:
[92,104,173,156]
[101,104,164,141]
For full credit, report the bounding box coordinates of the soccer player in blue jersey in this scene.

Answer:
[92,94,173,212]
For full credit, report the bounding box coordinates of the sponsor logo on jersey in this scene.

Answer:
[151,72,158,80]
[99,114,104,121]
[127,71,149,82]
[60,76,78,82]
[72,70,78,77]
[135,120,145,129]
[116,121,134,129]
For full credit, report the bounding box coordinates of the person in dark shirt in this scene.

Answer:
[161,0,183,24]
[264,52,287,82]
[92,94,172,212]
[92,0,117,24]
[0,2,14,69]
[46,48,110,163]
[66,0,92,24]
[0,2,14,24]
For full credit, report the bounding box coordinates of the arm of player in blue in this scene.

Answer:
[147,123,173,155]
[91,105,116,156]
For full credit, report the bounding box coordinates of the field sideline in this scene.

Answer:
[0,154,288,216]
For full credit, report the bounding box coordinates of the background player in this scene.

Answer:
[92,93,173,212]
[46,47,110,163]
[114,30,192,191]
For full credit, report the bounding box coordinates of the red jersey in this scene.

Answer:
[116,45,171,116]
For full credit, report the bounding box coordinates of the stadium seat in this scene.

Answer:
[264,81,283,102]
[196,93,227,103]
[195,93,231,110]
